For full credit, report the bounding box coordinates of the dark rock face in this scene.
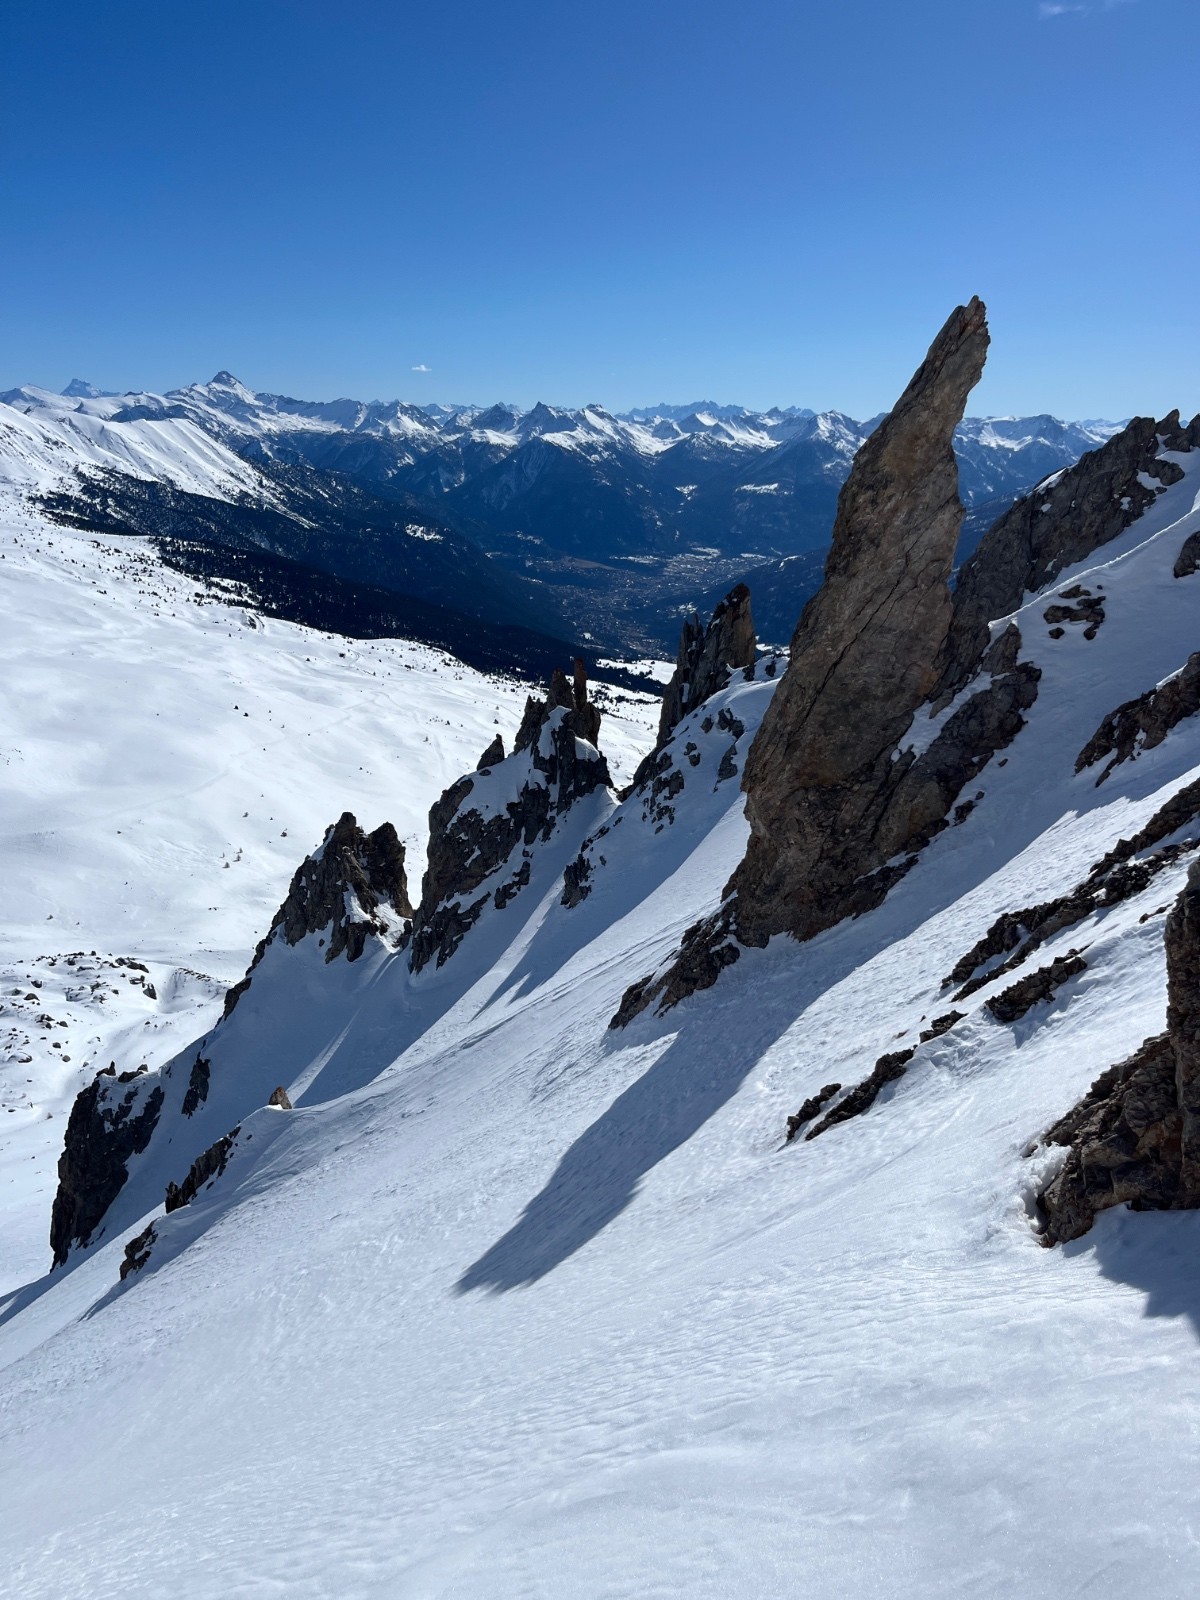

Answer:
[410,665,611,971]
[613,301,998,1024]
[119,1222,158,1281]
[50,1072,165,1265]
[223,811,411,1017]
[476,733,505,770]
[180,1054,211,1117]
[656,584,756,746]
[943,410,1200,693]
[1076,652,1200,785]
[164,1126,241,1214]
[785,1083,841,1142]
[1037,861,1200,1243]
[985,952,1087,1025]
[267,1085,293,1110]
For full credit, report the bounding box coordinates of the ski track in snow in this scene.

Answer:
[2,458,1200,1596]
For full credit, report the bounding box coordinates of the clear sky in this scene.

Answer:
[1,0,1195,419]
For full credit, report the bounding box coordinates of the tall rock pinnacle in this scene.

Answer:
[612,299,992,1024]
[734,296,989,946]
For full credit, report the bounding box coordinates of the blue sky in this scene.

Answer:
[1,0,1195,418]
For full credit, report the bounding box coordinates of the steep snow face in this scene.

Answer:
[0,504,660,1291]
[0,391,269,502]
[4,438,1200,1597]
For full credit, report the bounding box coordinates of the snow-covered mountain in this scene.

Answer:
[1,302,1199,1597]
[0,375,1120,655]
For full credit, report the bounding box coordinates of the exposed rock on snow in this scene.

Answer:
[985,951,1088,1025]
[943,410,1200,693]
[119,1222,157,1281]
[949,778,1200,1002]
[1036,861,1200,1242]
[655,583,756,747]
[165,1126,242,1214]
[50,1068,165,1265]
[223,811,411,1017]
[410,664,611,971]
[1076,652,1200,785]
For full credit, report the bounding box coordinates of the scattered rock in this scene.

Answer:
[119,1222,157,1281]
[944,409,1200,693]
[1076,651,1200,785]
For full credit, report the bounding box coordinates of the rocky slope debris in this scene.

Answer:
[1036,860,1200,1242]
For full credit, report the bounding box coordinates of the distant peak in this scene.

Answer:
[62,378,110,399]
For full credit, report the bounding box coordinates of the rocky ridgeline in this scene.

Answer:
[613,308,1200,1029]
[1036,861,1200,1243]
[51,812,412,1265]
[409,661,611,971]
[942,409,1200,692]
[654,584,756,748]
[51,665,615,1265]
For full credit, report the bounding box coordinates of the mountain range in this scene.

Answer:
[1,376,1119,654]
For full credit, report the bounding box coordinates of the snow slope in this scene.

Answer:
[0,505,658,1293]
[1,456,1200,1597]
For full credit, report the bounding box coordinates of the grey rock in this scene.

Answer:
[656,583,756,745]
[267,1086,293,1110]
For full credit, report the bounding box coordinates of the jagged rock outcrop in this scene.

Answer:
[223,811,411,1016]
[119,1222,157,1281]
[1075,652,1200,785]
[50,1067,165,1265]
[1037,861,1200,1242]
[948,776,1200,1003]
[165,1126,241,1213]
[614,300,1003,1024]
[410,663,611,971]
[656,584,756,746]
[943,410,1200,693]
[985,952,1087,1025]
[476,733,505,770]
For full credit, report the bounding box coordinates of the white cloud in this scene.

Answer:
[411,363,432,373]
[1039,2,1088,15]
